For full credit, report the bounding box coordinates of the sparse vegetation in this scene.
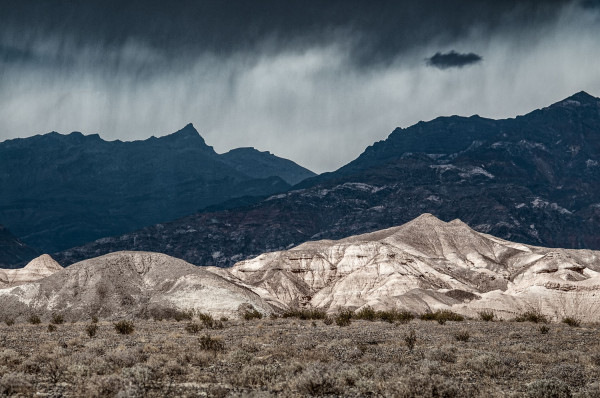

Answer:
[4,319,14,326]
[0,314,596,396]
[479,310,495,322]
[515,310,548,324]
[323,316,333,325]
[51,313,64,325]
[540,325,550,335]
[47,324,57,332]
[185,322,202,334]
[454,330,470,342]
[91,315,99,324]
[282,308,327,320]
[562,317,581,327]
[334,309,353,326]
[420,309,465,323]
[85,323,98,338]
[198,335,225,352]
[243,310,263,321]
[28,315,41,325]
[404,329,417,351]
[114,320,135,335]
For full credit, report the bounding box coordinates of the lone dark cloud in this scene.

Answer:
[426,51,483,69]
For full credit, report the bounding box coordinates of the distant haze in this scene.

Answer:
[1,0,599,173]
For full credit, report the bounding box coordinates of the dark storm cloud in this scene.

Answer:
[1,0,599,173]
[0,0,572,68]
[426,51,483,69]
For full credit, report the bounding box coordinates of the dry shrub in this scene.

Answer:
[526,378,571,398]
[86,374,125,397]
[198,335,225,352]
[545,363,586,388]
[335,309,354,327]
[428,346,457,363]
[28,314,41,325]
[4,319,14,326]
[404,330,417,351]
[515,310,548,324]
[354,306,377,321]
[562,317,581,327]
[282,308,327,320]
[47,324,57,332]
[478,310,495,322]
[51,313,64,325]
[0,349,21,367]
[454,330,470,342]
[0,372,33,396]
[86,323,98,338]
[185,322,203,334]
[108,347,147,368]
[243,310,263,321]
[292,363,341,396]
[114,320,135,335]
[467,354,509,378]
[540,325,550,334]
[395,374,478,398]
[420,310,464,323]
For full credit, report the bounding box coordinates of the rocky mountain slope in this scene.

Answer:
[55,92,600,268]
[0,254,62,287]
[0,224,40,267]
[228,214,600,321]
[0,251,273,321]
[0,123,314,255]
[220,147,315,185]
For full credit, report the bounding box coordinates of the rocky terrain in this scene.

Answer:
[0,251,273,322]
[0,123,314,255]
[228,214,600,321]
[0,224,39,268]
[55,92,600,268]
[0,254,62,288]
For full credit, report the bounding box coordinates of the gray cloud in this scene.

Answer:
[0,1,599,173]
[426,51,483,69]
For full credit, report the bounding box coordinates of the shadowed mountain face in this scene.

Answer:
[0,225,39,268]
[220,147,316,186]
[56,92,600,267]
[0,124,314,254]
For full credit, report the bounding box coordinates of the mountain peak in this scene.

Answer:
[159,123,210,148]
[550,91,599,108]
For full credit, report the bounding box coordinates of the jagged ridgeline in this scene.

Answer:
[56,92,600,268]
[0,124,315,255]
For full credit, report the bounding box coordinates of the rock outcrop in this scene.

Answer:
[229,214,600,321]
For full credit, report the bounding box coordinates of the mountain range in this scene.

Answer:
[0,124,315,254]
[55,91,600,268]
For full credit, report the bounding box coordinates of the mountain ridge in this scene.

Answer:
[53,91,600,268]
[0,123,315,256]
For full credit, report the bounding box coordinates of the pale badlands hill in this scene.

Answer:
[2,214,600,321]
[0,254,62,287]
[0,251,272,321]
[228,214,600,321]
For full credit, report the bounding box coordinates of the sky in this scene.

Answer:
[0,0,599,173]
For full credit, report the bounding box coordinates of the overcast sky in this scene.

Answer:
[1,0,599,173]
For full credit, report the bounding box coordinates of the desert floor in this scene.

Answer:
[0,316,598,397]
